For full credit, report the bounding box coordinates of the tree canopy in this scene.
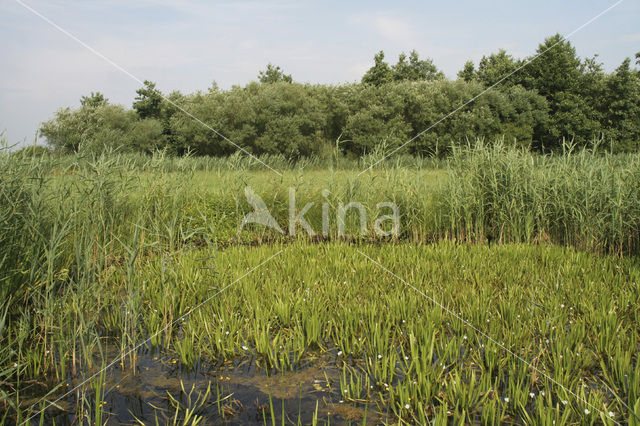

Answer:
[258,63,293,84]
[40,35,640,157]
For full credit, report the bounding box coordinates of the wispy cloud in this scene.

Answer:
[620,32,640,42]
[349,12,419,47]
[371,15,418,46]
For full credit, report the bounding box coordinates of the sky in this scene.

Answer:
[1,0,638,147]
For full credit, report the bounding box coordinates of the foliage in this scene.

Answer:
[40,102,164,154]
[392,50,444,82]
[258,63,293,84]
[476,49,521,87]
[80,91,108,108]
[459,34,640,151]
[361,50,393,86]
[133,80,164,119]
[457,60,476,82]
[38,35,640,157]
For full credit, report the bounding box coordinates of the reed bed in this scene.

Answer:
[1,139,639,424]
[438,140,640,255]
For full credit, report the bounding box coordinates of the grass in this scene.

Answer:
[1,140,639,423]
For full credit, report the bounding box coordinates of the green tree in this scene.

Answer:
[523,35,594,148]
[80,92,108,108]
[258,63,293,84]
[133,80,164,119]
[523,34,582,96]
[457,60,476,82]
[362,51,393,86]
[393,50,443,82]
[476,49,521,87]
[603,57,640,151]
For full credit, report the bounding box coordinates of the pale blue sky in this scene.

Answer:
[1,0,638,147]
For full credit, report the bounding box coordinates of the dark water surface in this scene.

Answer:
[29,350,385,425]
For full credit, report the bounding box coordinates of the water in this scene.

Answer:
[29,351,385,425]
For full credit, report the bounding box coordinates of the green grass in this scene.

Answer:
[1,140,640,424]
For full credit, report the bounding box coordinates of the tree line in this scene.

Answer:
[40,34,640,158]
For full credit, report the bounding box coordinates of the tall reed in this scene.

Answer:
[437,140,640,255]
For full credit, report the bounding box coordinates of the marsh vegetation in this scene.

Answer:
[1,141,640,424]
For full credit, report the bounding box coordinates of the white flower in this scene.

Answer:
[377,354,383,359]
[504,397,509,403]
[337,351,343,356]
[584,409,590,415]
[541,391,545,396]
[404,404,410,409]
[529,392,535,398]
[560,304,565,308]
[13,363,17,368]
[608,411,614,417]
[241,345,248,350]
